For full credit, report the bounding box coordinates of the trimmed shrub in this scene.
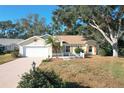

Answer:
[17,68,65,88]
[119,48,124,56]
[4,50,13,54]
[75,47,84,54]
[42,58,51,62]
[0,45,5,55]
[11,48,19,58]
[98,48,107,56]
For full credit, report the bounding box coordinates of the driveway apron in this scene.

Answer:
[0,57,42,88]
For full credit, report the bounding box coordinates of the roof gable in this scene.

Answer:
[18,36,43,46]
[18,35,96,46]
[18,34,52,46]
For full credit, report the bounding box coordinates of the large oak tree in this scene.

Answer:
[53,5,124,57]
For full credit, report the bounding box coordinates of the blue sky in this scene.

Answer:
[0,5,58,24]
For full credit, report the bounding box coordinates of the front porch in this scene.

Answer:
[52,43,97,58]
[52,43,84,58]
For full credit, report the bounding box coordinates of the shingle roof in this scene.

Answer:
[56,35,87,45]
[18,35,96,46]
[0,38,24,45]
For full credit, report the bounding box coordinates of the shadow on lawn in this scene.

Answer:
[65,82,91,88]
[85,56,92,59]
[118,56,124,58]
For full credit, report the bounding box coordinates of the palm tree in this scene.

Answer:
[45,36,60,57]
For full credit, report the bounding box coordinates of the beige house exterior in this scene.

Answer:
[56,35,97,56]
[18,36,52,59]
[18,35,97,59]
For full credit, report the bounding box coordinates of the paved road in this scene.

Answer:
[0,57,42,88]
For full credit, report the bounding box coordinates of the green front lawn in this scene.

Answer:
[39,56,124,88]
[0,54,16,65]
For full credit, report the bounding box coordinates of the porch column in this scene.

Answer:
[62,44,66,56]
[85,44,88,54]
[60,41,64,56]
[60,40,63,46]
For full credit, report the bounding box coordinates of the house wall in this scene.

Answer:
[25,39,46,46]
[92,46,97,55]
[85,45,97,55]
[4,44,18,51]
[48,45,52,58]
[85,40,97,55]
[69,45,97,55]
[19,46,24,56]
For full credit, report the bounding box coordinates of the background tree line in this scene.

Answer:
[0,14,55,39]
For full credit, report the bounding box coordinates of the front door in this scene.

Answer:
[64,46,70,56]
[88,46,93,54]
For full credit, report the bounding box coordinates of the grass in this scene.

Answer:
[103,62,124,82]
[0,54,16,65]
[39,56,124,88]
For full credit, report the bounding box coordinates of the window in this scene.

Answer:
[66,46,70,52]
[89,46,92,52]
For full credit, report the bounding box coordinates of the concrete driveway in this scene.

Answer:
[0,57,42,88]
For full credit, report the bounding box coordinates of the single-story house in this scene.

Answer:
[0,38,23,51]
[56,35,97,56]
[18,34,97,59]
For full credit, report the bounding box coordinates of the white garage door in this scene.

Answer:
[24,46,49,58]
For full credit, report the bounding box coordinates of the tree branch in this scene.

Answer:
[89,20,113,45]
[107,25,114,42]
[117,19,122,38]
[119,31,124,37]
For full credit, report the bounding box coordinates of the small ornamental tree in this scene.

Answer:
[17,68,65,88]
[45,36,60,55]
[75,47,84,54]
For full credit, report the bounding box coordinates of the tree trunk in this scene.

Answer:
[112,41,118,57]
